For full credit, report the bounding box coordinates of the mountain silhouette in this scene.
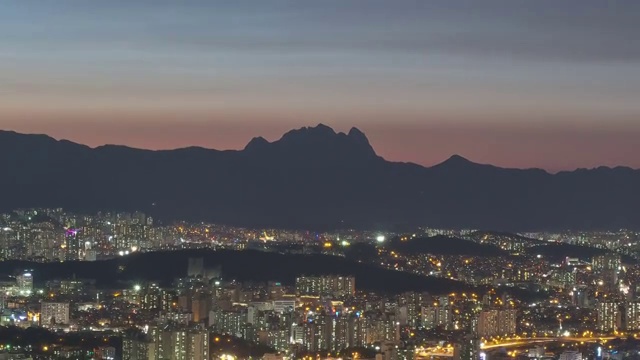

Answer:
[0,124,638,231]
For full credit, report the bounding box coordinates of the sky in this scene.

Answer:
[1,0,639,171]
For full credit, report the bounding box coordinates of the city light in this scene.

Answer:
[0,206,636,359]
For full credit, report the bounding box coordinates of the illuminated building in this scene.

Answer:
[16,271,33,295]
[625,302,640,330]
[154,328,186,360]
[0,227,16,260]
[459,338,480,360]
[553,269,577,288]
[559,351,582,360]
[571,286,589,308]
[333,315,350,351]
[475,309,517,338]
[187,329,209,360]
[369,319,399,343]
[398,292,426,327]
[422,298,453,330]
[152,326,209,360]
[40,302,70,326]
[54,347,94,359]
[592,254,621,272]
[295,276,355,297]
[114,223,147,251]
[95,346,116,360]
[191,293,209,323]
[141,286,162,311]
[497,309,517,336]
[123,335,155,360]
[348,315,369,348]
[160,289,177,312]
[273,299,296,314]
[304,313,333,351]
[210,310,246,337]
[597,302,622,331]
[158,312,193,326]
[268,281,284,300]
[47,278,95,295]
[64,229,81,261]
[266,329,289,352]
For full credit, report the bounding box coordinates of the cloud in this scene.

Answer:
[3,0,638,64]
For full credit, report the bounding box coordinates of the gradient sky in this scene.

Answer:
[1,0,639,171]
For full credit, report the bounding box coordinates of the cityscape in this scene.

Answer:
[1,208,640,359]
[2,1,640,359]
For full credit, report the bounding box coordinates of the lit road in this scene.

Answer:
[481,336,617,350]
[415,346,456,358]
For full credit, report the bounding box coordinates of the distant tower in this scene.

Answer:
[188,258,204,278]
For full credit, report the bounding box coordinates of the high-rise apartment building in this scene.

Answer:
[475,309,517,338]
[41,302,70,326]
[210,310,246,338]
[0,227,16,260]
[592,254,621,272]
[421,298,452,330]
[295,276,355,297]
[64,229,81,261]
[348,315,369,348]
[625,302,640,330]
[597,302,622,331]
[304,313,334,352]
[266,329,290,352]
[187,329,209,360]
[16,271,33,295]
[122,336,155,360]
[191,294,209,323]
[151,326,209,360]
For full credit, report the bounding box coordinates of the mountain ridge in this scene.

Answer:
[1,124,639,231]
[1,127,635,173]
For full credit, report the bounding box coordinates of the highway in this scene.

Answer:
[481,336,617,349]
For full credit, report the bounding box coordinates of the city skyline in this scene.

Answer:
[2,2,640,359]
[1,1,639,171]
[1,205,639,360]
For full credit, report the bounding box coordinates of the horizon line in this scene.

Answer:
[1,126,638,174]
